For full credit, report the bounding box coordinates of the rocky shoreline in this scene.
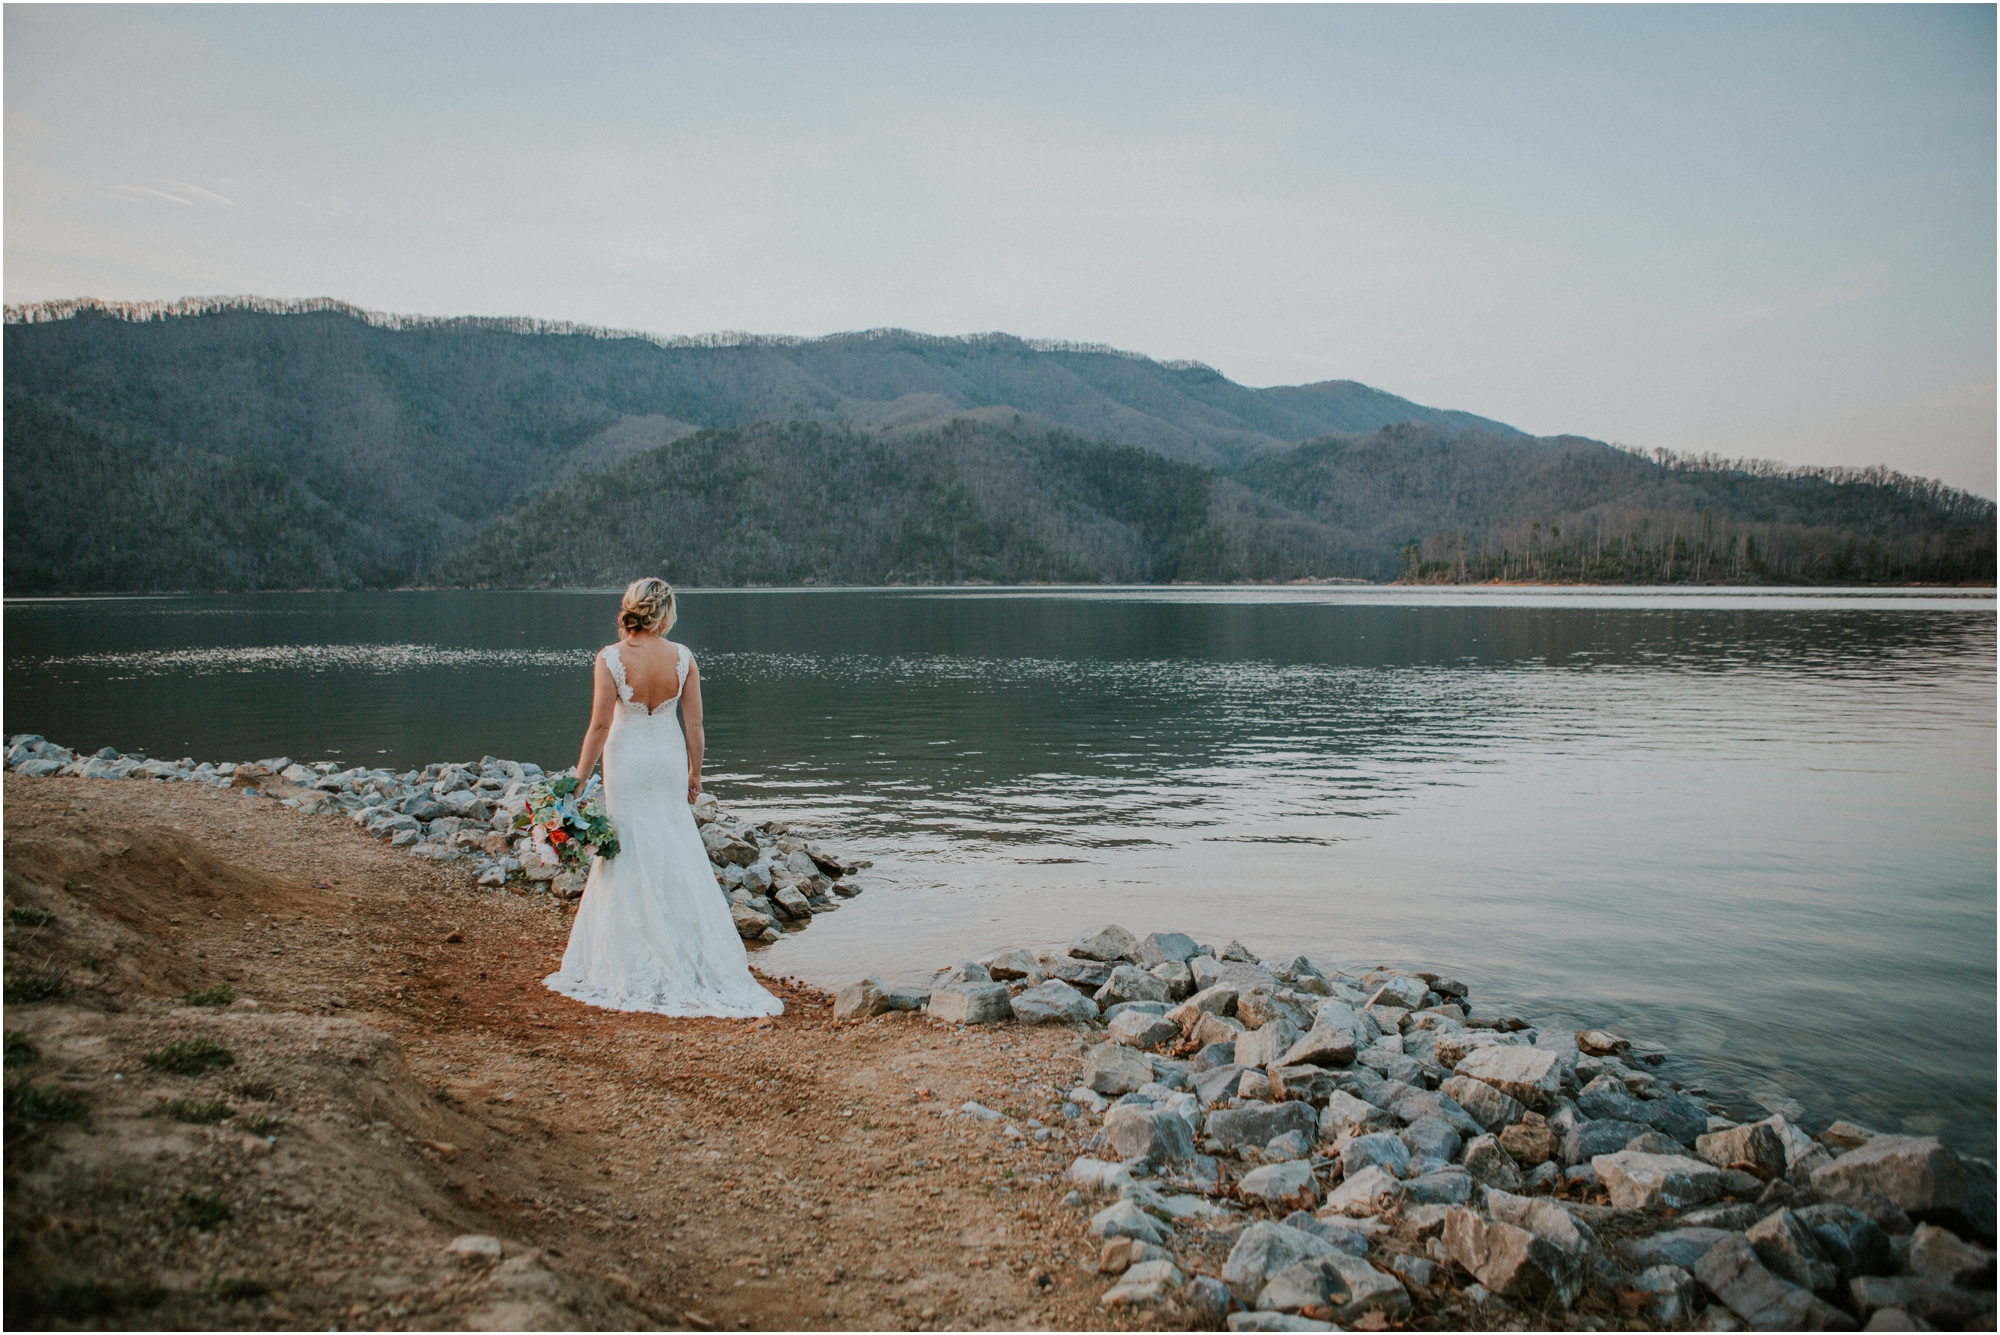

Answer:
[2,736,867,942]
[9,736,1996,1331]
[835,925,1996,1331]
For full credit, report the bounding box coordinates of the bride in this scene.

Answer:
[544,578,783,1017]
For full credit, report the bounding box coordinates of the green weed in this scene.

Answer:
[5,1280,165,1325]
[238,1111,286,1136]
[142,1037,234,1075]
[6,907,54,928]
[177,1191,231,1230]
[3,1033,38,1068]
[4,1080,88,1132]
[4,967,67,1003]
[182,983,236,1007]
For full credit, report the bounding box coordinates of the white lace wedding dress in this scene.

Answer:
[544,643,783,1017]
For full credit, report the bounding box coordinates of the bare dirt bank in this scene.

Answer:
[2,774,1122,1331]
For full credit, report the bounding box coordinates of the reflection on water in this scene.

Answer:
[6,587,1994,1155]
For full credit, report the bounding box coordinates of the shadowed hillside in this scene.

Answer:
[4,299,1989,591]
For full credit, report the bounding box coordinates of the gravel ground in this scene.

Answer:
[2,774,1147,1332]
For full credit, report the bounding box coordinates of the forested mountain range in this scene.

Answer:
[5,297,1992,591]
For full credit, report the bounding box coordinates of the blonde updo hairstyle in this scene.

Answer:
[619,577,677,636]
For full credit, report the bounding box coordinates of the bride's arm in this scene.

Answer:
[575,652,617,786]
[682,658,704,803]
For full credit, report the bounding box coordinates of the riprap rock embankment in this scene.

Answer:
[838,923,1997,1330]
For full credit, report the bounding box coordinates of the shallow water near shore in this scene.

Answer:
[6,585,1994,1155]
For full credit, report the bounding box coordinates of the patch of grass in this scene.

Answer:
[4,1080,89,1132]
[6,907,54,928]
[75,952,103,969]
[238,1111,286,1136]
[182,983,235,1007]
[207,1276,269,1302]
[177,1191,231,1230]
[5,1280,166,1325]
[148,1098,235,1124]
[4,1033,38,1068]
[431,1082,457,1104]
[235,1079,277,1100]
[142,1037,234,1075]
[4,967,67,1003]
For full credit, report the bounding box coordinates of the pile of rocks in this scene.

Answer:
[840,923,1996,1330]
[3,736,865,934]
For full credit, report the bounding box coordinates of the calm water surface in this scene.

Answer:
[6,587,1994,1154]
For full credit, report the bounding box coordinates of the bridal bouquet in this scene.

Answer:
[516,774,620,869]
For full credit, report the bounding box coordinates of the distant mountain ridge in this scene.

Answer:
[4,297,1990,592]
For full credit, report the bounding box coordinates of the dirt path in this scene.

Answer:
[3,774,1150,1331]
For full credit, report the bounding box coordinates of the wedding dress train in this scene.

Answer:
[544,643,783,1017]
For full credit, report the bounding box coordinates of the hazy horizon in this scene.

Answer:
[6,5,1993,494]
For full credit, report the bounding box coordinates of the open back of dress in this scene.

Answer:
[543,643,782,1017]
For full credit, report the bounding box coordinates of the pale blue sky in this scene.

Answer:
[6,5,1994,493]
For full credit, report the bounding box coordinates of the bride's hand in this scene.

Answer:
[687,777,702,804]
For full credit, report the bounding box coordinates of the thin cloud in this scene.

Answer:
[164,180,233,206]
[108,185,196,207]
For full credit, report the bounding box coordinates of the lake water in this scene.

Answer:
[6,586,1994,1156]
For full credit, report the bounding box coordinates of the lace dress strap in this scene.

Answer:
[677,644,693,691]
[603,645,635,704]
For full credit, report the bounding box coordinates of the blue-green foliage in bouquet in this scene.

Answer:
[514,774,620,869]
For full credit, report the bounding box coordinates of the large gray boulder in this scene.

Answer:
[1102,1104,1196,1165]
[1442,1194,1592,1308]
[1693,1234,1857,1331]
[1320,1091,1394,1137]
[1462,1133,1525,1191]
[833,976,892,1020]
[1907,1222,1996,1288]
[1453,1046,1562,1111]
[1011,979,1097,1026]
[1082,1042,1157,1096]
[1627,1227,1739,1271]
[1134,931,1200,966]
[1238,1160,1318,1210]
[1236,1017,1301,1069]
[1222,1221,1336,1303]
[1191,1064,1251,1106]
[1280,1026,1357,1068]
[1811,1136,1968,1221]
[1699,1121,1791,1178]
[1747,1207,1842,1292]
[1340,1131,1410,1179]
[1205,1101,1319,1153]
[1794,1203,1893,1278]
[1364,975,1427,1010]
[985,947,1042,981]
[1564,1118,1651,1166]
[1592,1151,1724,1212]
[1071,924,1141,963]
[1089,1199,1170,1244]
[930,982,1012,1025]
[1268,1064,1341,1106]
[1169,984,1238,1032]
[1637,1094,1712,1147]
[1385,1088,1482,1137]
[1441,1074,1525,1132]
[1109,1010,1181,1050]
[1097,965,1171,1009]
[1255,1253,1410,1326]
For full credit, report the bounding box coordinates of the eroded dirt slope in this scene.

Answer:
[3,775,1132,1332]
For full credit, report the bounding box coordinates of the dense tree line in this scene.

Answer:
[4,303,1989,591]
[439,422,1358,587]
